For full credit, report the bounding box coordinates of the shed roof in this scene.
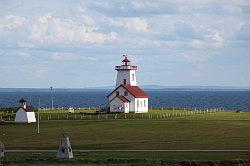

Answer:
[18,99,26,103]
[18,106,34,112]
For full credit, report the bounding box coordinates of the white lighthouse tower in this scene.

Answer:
[115,56,137,87]
[107,56,149,113]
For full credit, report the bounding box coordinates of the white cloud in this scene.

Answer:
[124,18,148,32]
[0,15,25,34]
[105,17,149,33]
[17,51,30,58]
[52,52,81,61]
[29,14,117,44]
[52,52,97,61]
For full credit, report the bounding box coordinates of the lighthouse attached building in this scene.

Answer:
[15,99,36,123]
[107,56,149,113]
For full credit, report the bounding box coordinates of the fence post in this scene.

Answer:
[125,114,126,119]
[8,116,10,121]
[58,114,59,120]
[67,115,69,120]
[90,115,92,119]
[98,115,100,120]
[106,114,108,119]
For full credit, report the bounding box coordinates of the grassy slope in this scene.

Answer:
[1,110,250,161]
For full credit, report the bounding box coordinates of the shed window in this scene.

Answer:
[137,100,139,107]
[144,100,146,107]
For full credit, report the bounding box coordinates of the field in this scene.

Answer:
[1,109,250,165]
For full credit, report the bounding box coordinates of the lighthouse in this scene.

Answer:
[107,56,149,113]
[115,56,137,87]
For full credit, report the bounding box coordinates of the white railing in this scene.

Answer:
[115,65,137,70]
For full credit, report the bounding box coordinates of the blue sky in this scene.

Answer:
[0,0,250,88]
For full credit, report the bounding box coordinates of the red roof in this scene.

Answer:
[123,84,149,98]
[107,84,149,98]
[18,106,34,112]
[117,95,130,103]
[122,57,130,63]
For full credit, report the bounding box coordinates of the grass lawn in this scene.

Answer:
[1,110,250,163]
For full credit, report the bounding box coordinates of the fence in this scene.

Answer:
[0,108,223,121]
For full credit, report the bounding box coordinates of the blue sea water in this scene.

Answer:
[0,90,250,110]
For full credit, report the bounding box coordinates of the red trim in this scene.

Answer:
[107,84,149,98]
[122,57,130,62]
[117,95,130,103]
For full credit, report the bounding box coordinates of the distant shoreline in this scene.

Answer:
[0,87,250,92]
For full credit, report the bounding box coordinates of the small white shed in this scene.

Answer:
[15,99,36,123]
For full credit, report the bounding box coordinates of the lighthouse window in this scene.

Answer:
[132,74,135,81]
[116,91,119,96]
[124,91,128,96]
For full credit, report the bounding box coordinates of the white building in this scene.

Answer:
[15,99,36,123]
[107,56,149,113]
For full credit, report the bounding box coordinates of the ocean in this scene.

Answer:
[0,90,250,110]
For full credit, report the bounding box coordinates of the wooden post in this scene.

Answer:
[9,116,10,120]
[125,114,126,119]
[90,115,92,119]
[67,115,68,120]
[106,114,108,119]
[98,115,100,120]
[58,114,59,120]
[74,114,76,119]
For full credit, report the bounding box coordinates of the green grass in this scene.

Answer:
[1,110,250,162]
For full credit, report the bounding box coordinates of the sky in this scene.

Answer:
[0,0,250,88]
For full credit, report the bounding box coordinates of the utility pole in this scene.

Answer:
[50,86,54,111]
[37,96,40,134]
